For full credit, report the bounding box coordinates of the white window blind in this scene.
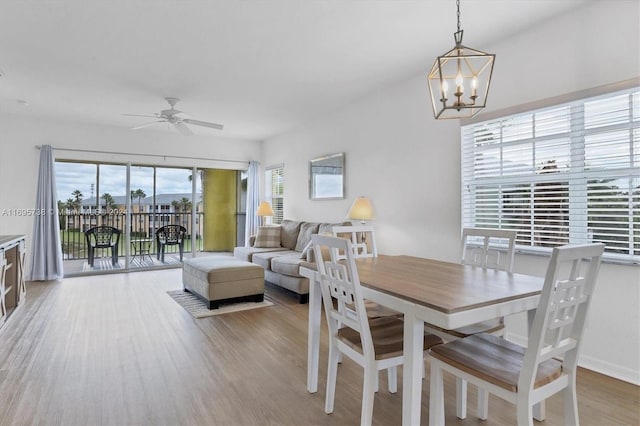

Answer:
[462,87,639,263]
[265,165,284,224]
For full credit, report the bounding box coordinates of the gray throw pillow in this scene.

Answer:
[295,222,320,252]
[280,220,302,249]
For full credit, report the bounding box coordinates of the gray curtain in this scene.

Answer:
[244,160,261,246]
[28,145,64,280]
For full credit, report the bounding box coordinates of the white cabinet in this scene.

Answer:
[0,235,26,328]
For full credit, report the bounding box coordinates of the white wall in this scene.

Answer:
[262,0,640,384]
[0,114,261,246]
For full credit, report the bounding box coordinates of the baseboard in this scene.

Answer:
[578,355,640,386]
[507,333,639,386]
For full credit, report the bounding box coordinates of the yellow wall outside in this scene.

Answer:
[203,169,237,251]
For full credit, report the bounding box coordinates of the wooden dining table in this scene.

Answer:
[301,254,545,426]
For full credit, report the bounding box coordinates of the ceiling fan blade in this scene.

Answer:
[131,120,166,130]
[122,113,159,118]
[182,118,224,130]
[174,121,194,136]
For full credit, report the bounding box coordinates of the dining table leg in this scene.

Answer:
[528,309,546,421]
[402,308,423,426]
[307,271,322,393]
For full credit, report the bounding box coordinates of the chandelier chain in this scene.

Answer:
[456,0,461,32]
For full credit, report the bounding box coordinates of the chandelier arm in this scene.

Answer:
[474,58,495,76]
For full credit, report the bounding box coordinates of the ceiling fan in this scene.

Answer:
[123,97,224,136]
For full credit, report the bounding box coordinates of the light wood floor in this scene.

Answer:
[0,270,637,425]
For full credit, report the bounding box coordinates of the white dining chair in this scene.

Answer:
[332,225,396,319]
[424,228,517,418]
[428,243,604,425]
[462,227,517,272]
[312,234,442,426]
[332,225,378,259]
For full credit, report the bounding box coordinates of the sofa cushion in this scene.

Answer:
[233,246,286,262]
[254,225,282,248]
[295,222,320,252]
[252,250,293,271]
[280,220,302,249]
[271,253,306,277]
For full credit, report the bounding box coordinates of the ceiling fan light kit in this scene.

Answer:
[124,97,224,135]
[427,0,495,119]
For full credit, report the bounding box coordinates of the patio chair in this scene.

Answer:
[156,225,187,262]
[85,226,121,266]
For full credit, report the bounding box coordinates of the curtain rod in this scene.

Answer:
[35,145,249,165]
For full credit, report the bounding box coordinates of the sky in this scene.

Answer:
[55,162,200,202]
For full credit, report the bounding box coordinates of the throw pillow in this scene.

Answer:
[254,226,282,248]
[295,222,321,252]
[280,220,302,249]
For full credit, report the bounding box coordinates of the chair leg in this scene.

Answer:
[325,345,339,414]
[179,242,184,261]
[478,387,489,420]
[374,370,379,393]
[361,363,376,426]
[88,247,94,267]
[456,377,468,419]
[564,373,579,425]
[387,367,397,394]
[516,394,534,426]
[429,360,445,426]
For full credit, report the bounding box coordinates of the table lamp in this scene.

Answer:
[257,201,274,225]
[346,196,374,224]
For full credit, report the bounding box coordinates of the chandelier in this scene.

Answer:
[428,0,495,119]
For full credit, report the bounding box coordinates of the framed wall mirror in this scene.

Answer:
[309,152,345,200]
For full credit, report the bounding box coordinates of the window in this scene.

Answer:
[462,87,639,263]
[265,165,284,224]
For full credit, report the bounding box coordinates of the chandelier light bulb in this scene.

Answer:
[455,72,464,95]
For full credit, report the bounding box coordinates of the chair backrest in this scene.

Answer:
[331,225,378,259]
[462,228,517,272]
[157,225,187,243]
[312,234,374,356]
[85,226,121,247]
[519,243,604,392]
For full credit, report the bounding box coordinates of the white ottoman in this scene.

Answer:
[182,257,265,309]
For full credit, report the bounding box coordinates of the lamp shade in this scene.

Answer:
[256,201,274,217]
[346,197,374,223]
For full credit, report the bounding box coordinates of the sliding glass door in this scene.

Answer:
[56,161,225,276]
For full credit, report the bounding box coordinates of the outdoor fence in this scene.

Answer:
[59,211,204,260]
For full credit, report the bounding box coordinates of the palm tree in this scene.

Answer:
[172,197,192,228]
[65,198,75,210]
[131,189,146,234]
[131,189,146,212]
[101,193,115,211]
[179,197,192,212]
[71,189,83,212]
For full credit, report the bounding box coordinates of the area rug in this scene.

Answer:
[166,289,273,318]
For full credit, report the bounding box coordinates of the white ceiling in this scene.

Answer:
[0,0,592,140]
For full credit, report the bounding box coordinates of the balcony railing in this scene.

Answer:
[59,211,204,261]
